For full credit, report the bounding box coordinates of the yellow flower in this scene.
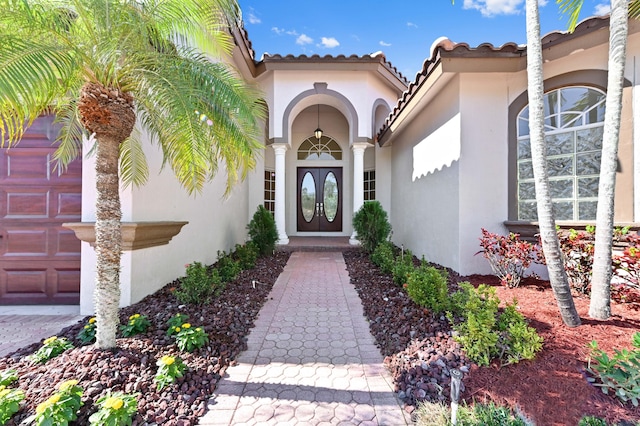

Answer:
[59,380,78,392]
[182,323,191,329]
[48,394,61,404]
[0,388,9,398]
[129,313,140,320]
[104,396,124,410]
[174,326,181,333]
[89,317,96,324]
[161,355,175,366]
[43,336,57,345]
[195,328,201,332]
[84,325,90,329]
[36,401,49,415]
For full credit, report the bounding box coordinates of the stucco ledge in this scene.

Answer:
[63,221,189,251]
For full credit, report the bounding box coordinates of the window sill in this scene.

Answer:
[503,220,640,242]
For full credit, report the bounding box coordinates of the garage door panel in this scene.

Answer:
[54,191,81,218]
[0,115,81,305]
[5,229,48,256]
[5,269,47,294]
[56,269,81,293]
[6,191,49,218]
[6,150,51,181]
[56,229,81,256]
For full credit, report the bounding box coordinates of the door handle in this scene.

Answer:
[319,202,324,217]
[316,203,320,215]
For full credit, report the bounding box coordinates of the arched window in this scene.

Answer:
[297,136,342,160]
[516,86,605,221]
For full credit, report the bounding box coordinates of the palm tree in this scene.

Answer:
[0,0,265,348]
[525,0,581,327]
[557,0,631,319]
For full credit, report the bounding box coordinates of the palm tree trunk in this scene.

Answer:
[526,0,581,327]
[590,0,628,320]
[94,135,122,348]
[78,82,136,349]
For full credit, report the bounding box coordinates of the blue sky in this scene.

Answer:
[237,0,610,79]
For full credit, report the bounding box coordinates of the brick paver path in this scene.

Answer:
[198,251,409,426]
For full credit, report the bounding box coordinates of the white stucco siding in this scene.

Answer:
[263,70,399,141]
[458,74,510,276]
[79,129,252,314]
[390,78,461,272]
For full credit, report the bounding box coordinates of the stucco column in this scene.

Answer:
[272,144,289,245]
[350,142,370,245]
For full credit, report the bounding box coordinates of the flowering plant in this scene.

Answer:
[166,313,190,337]
[154,355,186,390]
[613,234,640,290]
[89,391,138,426]
[477,228,537,288]
[0,385,24,424]
[77,317,97,344]
[0,369,17,387]
[30,380,83,426]
[29,336,74,364]
[173,323,209,352]
[120,313,151,337]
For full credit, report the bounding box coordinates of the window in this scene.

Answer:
[364,170,375,201]
[297,135,342,160]
[264,170,275,214]
[517,86,605,221]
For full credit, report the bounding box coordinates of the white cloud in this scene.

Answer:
[594,2,611,15]
[463,0,523,16]
[379,40,392,47]
[296,34,313,45]
[320,37,340,48]
[272,27,285,35]
[247,12,261,24]
[407,22,418,28]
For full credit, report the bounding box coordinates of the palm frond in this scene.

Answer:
[119,131,150,188]
[51,99,84,171]
[556,0,584,32]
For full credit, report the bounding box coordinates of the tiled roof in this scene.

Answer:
[376,15,611,144]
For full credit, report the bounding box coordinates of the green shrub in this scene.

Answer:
[448,283,500,366]
[578,417,608,426]
[247,205,278,256]
[166,313,190,336]
[0,385,24,425]
[392,249,415,286]
[457,402,526,426]
[77,317,97,345]
[233,242,258,270]
[175,262,223,305]
[371,241,395,274]
[448,283,543,367]
[352,201,392,253]
[154,355,186,391]
[586,332,640,407]
[89,391,138,426]
[406,263,449,314]
[173,323,209,352]
[0,370,18,387]
[30,380,83,426]
[216,250,241,283]
[496,303,544,365]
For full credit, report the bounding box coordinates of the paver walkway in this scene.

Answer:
[198,251,410,426]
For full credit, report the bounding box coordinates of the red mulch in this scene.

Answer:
[461,274,640,426]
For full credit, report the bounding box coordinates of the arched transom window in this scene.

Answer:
[297,136,342,160]
[517,86,605,221]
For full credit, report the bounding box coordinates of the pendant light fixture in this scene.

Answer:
[314,104,323,140]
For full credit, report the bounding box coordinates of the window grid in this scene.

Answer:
[264,170,275,214]
[516,86,605,221]
[297,136,342,160]
[364,170,375,201]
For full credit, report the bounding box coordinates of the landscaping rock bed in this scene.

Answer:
[0,252,289,426]
[343,249,640,426]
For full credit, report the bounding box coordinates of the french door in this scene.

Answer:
[297,167,342,232]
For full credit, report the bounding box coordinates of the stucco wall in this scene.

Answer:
[79,130,254,314]
[390,77,462,271]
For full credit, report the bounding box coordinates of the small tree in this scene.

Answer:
[247,205,279,256]
[352,201,392,253]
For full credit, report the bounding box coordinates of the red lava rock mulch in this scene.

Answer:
[343,249,640,426]
[463,274,640,426]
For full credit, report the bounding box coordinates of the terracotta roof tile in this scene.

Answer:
[376,15,611,145]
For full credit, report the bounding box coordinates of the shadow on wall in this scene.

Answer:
[412,113,461,181]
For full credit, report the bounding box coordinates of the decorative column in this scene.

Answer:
[350,142,370,245]
[272,144,289,245]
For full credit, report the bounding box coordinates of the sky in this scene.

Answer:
[236,0,611,79]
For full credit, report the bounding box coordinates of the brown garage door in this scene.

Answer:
[0,116,82,304]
